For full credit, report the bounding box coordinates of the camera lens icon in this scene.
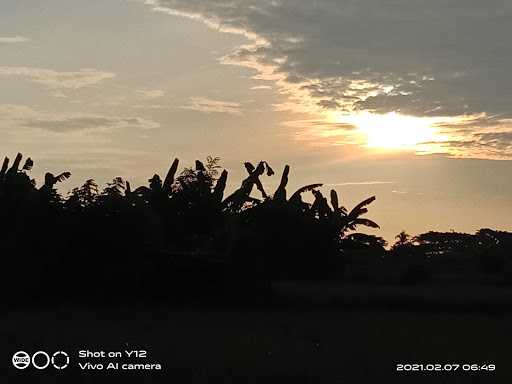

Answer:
[52,351,69,369]
[12,351,31,369]
[31,351,51,370]
[12,350,69,370]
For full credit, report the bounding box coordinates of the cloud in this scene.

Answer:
[131,104,169,110]
[250,85,272,90]
[0,104,159,133]
[326,181,395,186]
[23,117,159,133]
[180,97,242,115]
[50,90,69,99]
[0,35,30,43]
[0,66,115,89]
[136,89,165,99]
[145,0,512,158]
[433,130,512,160]
[285,118,360,146]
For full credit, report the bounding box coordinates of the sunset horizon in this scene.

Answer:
[2,1,511,243]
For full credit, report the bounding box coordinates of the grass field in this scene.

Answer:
[3,285,511,383]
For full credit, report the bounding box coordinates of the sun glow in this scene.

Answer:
[331,111,450,151]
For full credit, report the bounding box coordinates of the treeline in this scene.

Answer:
[1,153,511,304]
[343,230,512,285]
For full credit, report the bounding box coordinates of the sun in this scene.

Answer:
[345,111,444,149]
[332,111,448,150]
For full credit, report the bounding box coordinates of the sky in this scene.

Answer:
[1,0,512,242]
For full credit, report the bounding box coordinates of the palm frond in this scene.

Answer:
[22,158,33,171]
[264,161,275,176]
[244,162,255,174]
[351,218,380,229]
[7,153,23,175]
[348,196,376,219]
[163,158,179,192]
[212,169,228,202]
[289,183,323,203]
[254,161,265,176]
[54,172,72,183]
[273,165,289,201]
[0,157,8,179]
[330,189,339,211]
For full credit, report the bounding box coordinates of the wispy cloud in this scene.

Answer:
[23,116,159,133]
[0,104,159,133]
[180,97,242,115]
[50,90,69,99]
[0,35,30,43]
[0,66,115,89]
[136,89,165,99]
[131,104,169,110]
[250,85,272,90]
[326,181,395,186]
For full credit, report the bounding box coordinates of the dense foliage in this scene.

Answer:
[1,153,379,302]
[1,153,511,304]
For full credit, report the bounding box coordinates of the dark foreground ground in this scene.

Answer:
[3,283,512,383]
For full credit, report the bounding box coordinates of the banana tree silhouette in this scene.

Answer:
[128,157,180,203]
[39,170,72,204]
[272,164,379,236]
[223,161,274,212]
[2,151,388,301]
[223,164,380,283]
[0,153,38,244]
[0,153,36,197]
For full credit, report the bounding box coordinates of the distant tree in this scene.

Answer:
[474,228,512,275]
[391,231,412,251]
[412,231,475,258]
[103,177,127,197]
[344,233,387,249]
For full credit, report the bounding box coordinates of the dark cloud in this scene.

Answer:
[147,0,512,157]
[475,132,512,152]
[149,0,512,114]
[430,130,512,159]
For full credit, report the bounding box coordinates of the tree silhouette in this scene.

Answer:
[2,151,511,304]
